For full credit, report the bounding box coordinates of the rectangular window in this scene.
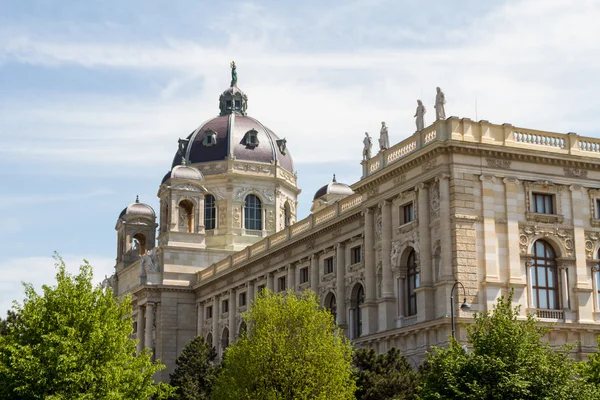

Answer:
[351,246,362,264]
[257,284,265,293]
[402,203,415,224]
[239,292,247,307]
[300,267,309,284]
[532,193,554,214]
[206,306,213,319]
[324,257,334,275]
[222,299,229,313]
[278,276,286,292]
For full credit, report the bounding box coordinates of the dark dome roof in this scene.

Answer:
[118,197,155,219]
[313,176,354,200]
[171,114,294,173]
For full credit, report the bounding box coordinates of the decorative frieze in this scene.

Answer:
[519,224,574,257]
[486,158,511,169]
[429,181,440,220]
[421,159,437,172]
[564,167,588,178]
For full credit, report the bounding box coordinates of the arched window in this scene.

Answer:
[355,285,365,338]
[284,201,292,227]
[244,194,262,230]
[532,240,559,310]
[206,332,213,347]
[239,321,247,338]
[325,293,337,323]
[178,200,194,233]
[406,249,420,316]
[204,194,216,230]
[221,327,229,351]
[132,233,147,255]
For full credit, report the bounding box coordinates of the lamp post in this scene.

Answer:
[450,281,471,340]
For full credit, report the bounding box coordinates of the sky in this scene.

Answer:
[1,0,600,315]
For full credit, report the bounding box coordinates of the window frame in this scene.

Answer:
[206,306,213,319]
[278,276,286,292]
[222,299,229,314]
[531,240,559,310]
[244,194,262,231]
[532,192,555,215]
[401,202,415,225]
[406,250,420,316]
[350,245,362,265]
[239,292,247,307]
[324,256,334,275]
[299,267,309,284]
[204,194,217,230]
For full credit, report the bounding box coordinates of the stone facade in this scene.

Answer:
[113,113,600,381]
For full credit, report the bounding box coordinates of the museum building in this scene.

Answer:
[109,71,600,381]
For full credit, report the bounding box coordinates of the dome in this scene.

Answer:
[118,196,155,219]
[171,64,294,173]
[313,175,354,200]
[164,165,204,182]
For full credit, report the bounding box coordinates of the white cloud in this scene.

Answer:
[0,254,115,316]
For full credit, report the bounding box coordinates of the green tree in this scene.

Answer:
[169,335,218,400]
[581,336,600,388]
[211,289,356,400]
[417,291,598,400]
[353,347,418,400]
[0,255,173,400]
[0,310,21,336]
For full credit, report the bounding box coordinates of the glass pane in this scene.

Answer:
[532,289,538,308]
[547,268,555,288]
[545,195,553,214]
[549,289,557,309]
[535,241,543,256]
[415,273,420,288]
[536,195,544,213]
[539,289,548,309]
[531,267,537,285]
[537,267,546,287]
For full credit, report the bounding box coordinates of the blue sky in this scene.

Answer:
[1,0,600,314]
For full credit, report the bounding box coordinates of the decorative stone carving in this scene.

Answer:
[394,174,406,185]
[233,207,241,228]
[434,87,446,120]
[363,132,372,160]
[396,221,416,235]
[233,187,275,204]
[379,121,389,151]
[564,167,588,178]
[266,209,275,231]
[141,248,160,272]
[421,158,437,172]
[173,184,201,192]
[367,186,378,198]
[585,231,600,259]
[519,224,574,257]
[415,99,426,131]
[429,181,440,220]
[218,206,226,227]
[233,164,273,174]
[486,158,511,169]
[306,239,316,250]
[332,228,342,238]
[210,187,226,200]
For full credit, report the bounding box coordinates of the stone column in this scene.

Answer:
[212,296,219,351]
[570,185,593,322]
[503,178,523,284]
[229,289,236,344]
[311,254,319,294]
[136,307,144,353]
[362,208,378,335]
[267,273,274,292]
[378,200,396,330]
[592,265,599,312]
[144,303,154,353]
[335,242,347,328]
[416,183,433,321]
[559,264,570,311]
[438,174,453,280]
[197,302,204,336]
[248,280,255,302]
[287,264,295,291]
[397,275,405,327]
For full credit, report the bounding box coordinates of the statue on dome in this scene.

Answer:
[379,121,389,151]
[414,100,426,131]
[230,61,238,87]
[434,87,446,120]
[363,132,372,160]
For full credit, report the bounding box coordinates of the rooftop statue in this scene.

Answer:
[379,121,390,151]
[415,100,426,131]
[363,132,372,161]
[435,87,446,120]
[230,60,238,87]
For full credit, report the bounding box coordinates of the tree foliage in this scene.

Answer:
[417,291,598,400]
[0,255,173,400]
[353,347,418,400]
[169,335,218,400]
[211,289,356,400]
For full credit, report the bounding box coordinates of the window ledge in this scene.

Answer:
[532,308,564,320]
[525,212,564,224]
[396,221,416,235]
[322,273,335,282]
[591,218,600,227]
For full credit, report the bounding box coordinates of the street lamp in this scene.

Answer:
[450,281,471,340]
